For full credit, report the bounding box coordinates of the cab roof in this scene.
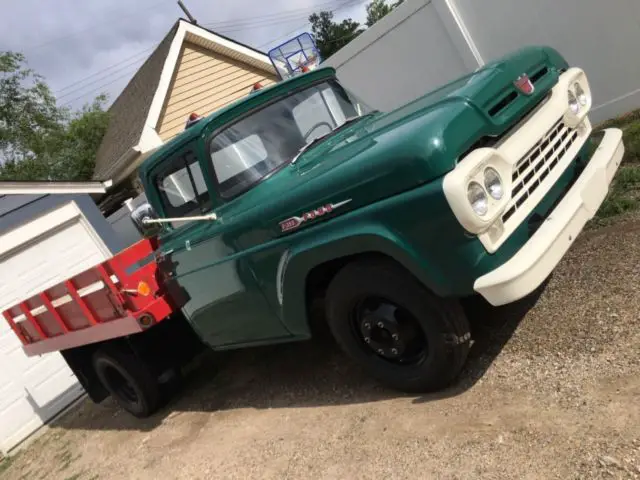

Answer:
[138,66,336,179]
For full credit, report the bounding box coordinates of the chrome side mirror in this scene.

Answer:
[130,202,163,237]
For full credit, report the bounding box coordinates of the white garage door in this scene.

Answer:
[0,202,111,453]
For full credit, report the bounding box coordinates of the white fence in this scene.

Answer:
[327,0,640,123]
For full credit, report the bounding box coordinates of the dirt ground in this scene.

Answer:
[2,216,640,480]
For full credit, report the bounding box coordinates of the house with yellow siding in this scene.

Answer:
[93,19,277,206]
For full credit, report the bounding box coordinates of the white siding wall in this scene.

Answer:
[327,0,640,123]
[326,0,471,112]
[453,0,640,123]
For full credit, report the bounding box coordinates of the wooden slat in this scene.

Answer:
[65,280,99,325]
[96,265,121,300]
[2,310,28,345]
[19,302,48,340]
[12,280,112,322]
[39,292,70,333]
[96,265,127,315]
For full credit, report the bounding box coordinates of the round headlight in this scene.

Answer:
[484,167,503,200]
[574,83,588,106]
[467,181,488,216]
[568,90,580,115]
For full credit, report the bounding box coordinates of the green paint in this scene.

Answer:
[138,46,577,348]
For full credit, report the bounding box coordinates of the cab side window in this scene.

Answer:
[156,151,211,218]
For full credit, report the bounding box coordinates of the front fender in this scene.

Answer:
[279,221,444,336]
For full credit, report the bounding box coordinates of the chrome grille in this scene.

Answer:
[502,119,579,224]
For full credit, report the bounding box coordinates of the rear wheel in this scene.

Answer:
[325,259,471,393]
[93,348,160,418]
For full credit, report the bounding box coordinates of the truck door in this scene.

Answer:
[153,146,291,348]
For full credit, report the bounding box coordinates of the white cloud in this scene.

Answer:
[1,0,368,109]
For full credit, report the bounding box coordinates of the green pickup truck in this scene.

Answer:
[50,45,624,417]
[137,45,623,398]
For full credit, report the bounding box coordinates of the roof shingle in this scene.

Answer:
[93,23,179,180]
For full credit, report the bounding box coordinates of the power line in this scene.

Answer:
[216,14,317,35]
[57,0,367,107]
[59,42,247,107]
[200,0,344,29]
[56,53,152,101]
[201,1,354,36]
[60,68,141,107]
[53,4,335,97]
[54,45,157,95]
[258,0,365,49]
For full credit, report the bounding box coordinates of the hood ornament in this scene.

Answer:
[514,74,534,95]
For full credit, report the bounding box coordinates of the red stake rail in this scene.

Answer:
[2,238,175,357]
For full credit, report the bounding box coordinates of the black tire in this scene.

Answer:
[92,347,160,418]
[325,259,471,393]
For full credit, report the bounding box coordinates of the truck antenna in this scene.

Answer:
[177,0,197,24]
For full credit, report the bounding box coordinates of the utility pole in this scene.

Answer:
[177,0,198,24]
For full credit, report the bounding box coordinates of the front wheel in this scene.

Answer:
[325,259,471,393]
[93,348,160,418]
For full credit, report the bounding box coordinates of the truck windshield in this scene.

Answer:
[209,80,370,198]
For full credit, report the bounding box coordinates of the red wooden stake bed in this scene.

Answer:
[2,238,174,357]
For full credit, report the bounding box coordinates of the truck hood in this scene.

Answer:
[221,46,563,235]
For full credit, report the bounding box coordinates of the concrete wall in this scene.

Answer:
[326,0,473,112]
[327,0,640,123]
[453,0,640,123]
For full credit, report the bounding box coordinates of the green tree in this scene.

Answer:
[0,52,63,166]
[309,11,364,60]
[46,95,110,181]
[0,51,109,181]
[366,0,404,27]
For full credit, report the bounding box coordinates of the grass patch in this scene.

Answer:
[595,111,640,221]
[597,108,640,130]
[621,122,640,163]
[0,454,17,475]
[0,451,24,476]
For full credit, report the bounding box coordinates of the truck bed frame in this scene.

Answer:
[2,238,174,357]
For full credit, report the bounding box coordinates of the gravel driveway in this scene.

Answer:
[1,216,639,480]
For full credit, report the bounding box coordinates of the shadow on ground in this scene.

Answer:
[52,286,545,433]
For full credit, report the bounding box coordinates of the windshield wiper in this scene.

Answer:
[290,112,378,165]
[290,134,331,165]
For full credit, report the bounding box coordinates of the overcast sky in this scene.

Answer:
[1,0,367,110]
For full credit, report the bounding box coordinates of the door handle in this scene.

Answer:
[156,249,174,261]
